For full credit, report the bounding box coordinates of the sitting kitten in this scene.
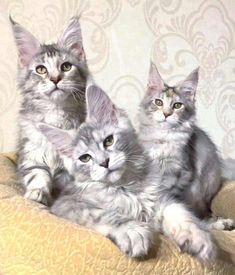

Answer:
[11,17,88,205]
[138,63,234,245]
[39,85,216,260]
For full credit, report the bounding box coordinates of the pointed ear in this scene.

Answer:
[38,124,74,158]
[58,17,85,61]
[10,17,41,67]
[147,62,164,94]
[86,85,117,125]
[179,67,199,101]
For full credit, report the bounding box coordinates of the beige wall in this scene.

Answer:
[0,0,234,159]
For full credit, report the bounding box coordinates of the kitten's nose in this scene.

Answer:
[100,158,110,168]
[163,112,171,118]
[50,75,61,84]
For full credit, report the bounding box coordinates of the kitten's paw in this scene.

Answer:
[24,189,52,206]
[211,218,235,231]
[175,225,216,261]
[108,222,153,258]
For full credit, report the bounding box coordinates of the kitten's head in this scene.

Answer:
[140,62,199,130]
[11,17,87,103]
[39,85,144,184]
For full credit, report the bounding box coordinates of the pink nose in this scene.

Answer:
[50,76,61,84]
[163,112,171,118]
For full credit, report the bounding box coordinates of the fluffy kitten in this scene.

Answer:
[39,85,216,261]
[138,62,234,255]
[11,17,88,205]
[38,84,158,258]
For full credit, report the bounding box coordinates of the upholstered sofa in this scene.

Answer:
[0,152,235,274]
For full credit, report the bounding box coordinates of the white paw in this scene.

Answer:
[24,189,51,206]
[211,218,235,231]
[175,225,217,261]
[108,222,153,258]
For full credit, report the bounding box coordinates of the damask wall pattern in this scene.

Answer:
[0,0,234,160]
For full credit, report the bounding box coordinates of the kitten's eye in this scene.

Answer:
[36,65,47,74]
[103,135,114,148]
[61,62,72,72]
[154,99,163,106]
[173,102,183,109]
[79,154,91,163]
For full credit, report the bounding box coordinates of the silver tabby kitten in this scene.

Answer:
[11,17,88,205]
[38,84,162,258]
[138,62,234,258]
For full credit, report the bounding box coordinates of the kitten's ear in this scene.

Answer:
[10,17,41,67]
[147,62,164,94]
[86,85,117,125]
[179,67,199,101]
[58,17,85,61]
[38,124,74,158]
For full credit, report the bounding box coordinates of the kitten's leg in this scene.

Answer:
[19,163,52,205]
[18,139,56,205]
[51,201,153,258]
[160,202,217,261]
[98,219,153,258]
[185,154,221,218]
[199,217,235,231]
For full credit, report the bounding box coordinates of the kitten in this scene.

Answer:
[39,85,216,260]
[11,17,88,205]
[39,84,156,258]
[138,62,234,253]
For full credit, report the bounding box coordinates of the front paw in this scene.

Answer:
[24,188,52,206]
[176,225,217,261]
[108,222,153,258]
[211,218,235,231]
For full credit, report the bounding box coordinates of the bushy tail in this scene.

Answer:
[222,158,235,180]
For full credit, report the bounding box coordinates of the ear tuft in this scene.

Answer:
[147,61,164,94]
[58,17,85,61]
[179,67,199,101]
[10,17,41,67]
[86,85,117,125]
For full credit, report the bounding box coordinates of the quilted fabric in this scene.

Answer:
[0,153,234,274]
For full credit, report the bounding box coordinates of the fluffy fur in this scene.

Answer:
[39,85,160,258]
[40,85,218,261]
[11,17,88,205]
[138,62,234,260]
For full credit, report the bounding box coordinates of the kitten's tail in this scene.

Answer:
[222,158,235,180]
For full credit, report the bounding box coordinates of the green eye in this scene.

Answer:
[61,62,72,72]
[36,65,47,74]
[103,135,114,148]
[154,99,163,106]
[173,102,183,109]
[79,154,91,163]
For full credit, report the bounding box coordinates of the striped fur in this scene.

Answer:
[11,17,89,205]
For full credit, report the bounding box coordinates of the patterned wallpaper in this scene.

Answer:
[0,0,234,160]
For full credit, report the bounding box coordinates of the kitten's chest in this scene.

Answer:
[82,184,147,220]
[21,98,84,129]
[149,141,179,161]
[145,131,189,173]
[44,108,81,129]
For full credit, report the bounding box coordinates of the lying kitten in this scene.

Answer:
[39,84,156,257]
[139,63,234,234]
[39,84,216,260]
[11,17,88,205]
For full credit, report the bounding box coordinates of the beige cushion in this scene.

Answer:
[0,153,234,274]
